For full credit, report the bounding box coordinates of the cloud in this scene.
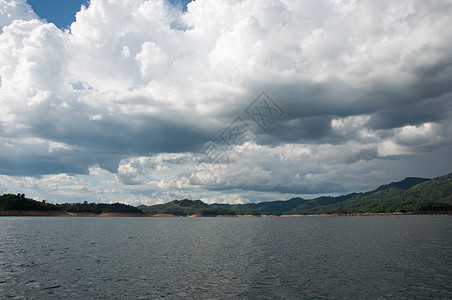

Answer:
[0,0,451,204]
[0,0,36,29]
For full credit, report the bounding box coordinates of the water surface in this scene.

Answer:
[1,215,451,299]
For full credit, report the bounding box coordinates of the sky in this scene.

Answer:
[27,0,91,29]
[0,0,451,206]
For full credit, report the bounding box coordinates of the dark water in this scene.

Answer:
[0,215,451,299]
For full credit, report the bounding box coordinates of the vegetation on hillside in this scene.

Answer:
[285,173,452,215]
[58,201,143,214]
[2,172,451,216]
[0,194,143,214]
[138,199,238,216]
[0,194,60,211]
[213,198,305,215]
[211,173,452,215]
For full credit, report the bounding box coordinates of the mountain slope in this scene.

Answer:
[6,172,448,216]
[375,177,430,191]
[138,199,236,216]
[138,172,452,216]
[213,197,306,215]
[287,173,451,215]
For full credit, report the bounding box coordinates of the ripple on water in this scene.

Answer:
[0,216,451,299]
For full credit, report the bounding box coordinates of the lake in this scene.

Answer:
[0,215,451,299]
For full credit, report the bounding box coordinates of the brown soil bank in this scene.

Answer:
[0,210,97,217]
[99,212,150,217]
[0,210,148,217]
[151,213,180,217]
[2,211,450,217]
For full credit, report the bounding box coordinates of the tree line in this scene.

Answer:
[0,194,143,214]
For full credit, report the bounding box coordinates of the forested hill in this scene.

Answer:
[374,177,430,191]
[2,172,451,216]
[212,197,307,215]
[137,199,238,216]
[0,194,143,215]
[211,172,452,215]
[283,173,452,215]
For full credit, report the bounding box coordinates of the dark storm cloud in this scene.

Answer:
[1,0,451,204]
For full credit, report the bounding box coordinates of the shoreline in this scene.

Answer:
[0,210,147,217]
[1,210,450,217]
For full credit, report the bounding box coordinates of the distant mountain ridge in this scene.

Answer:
[2,172,451,216]
[375,177,430,191]
[139,172,452,215]
[258,173,450,215]
[137,199,238,216]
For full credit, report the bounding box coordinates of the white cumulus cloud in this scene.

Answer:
[0,0,451,204]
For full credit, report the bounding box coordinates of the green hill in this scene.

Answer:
[375,177,430,191]
[285,173,452,215]
[138,199,237,216]
[0,194,144,215]
[3,172,451,216]
[138,173,452,216]
[0,194,60,211]
[212,197,306,215]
